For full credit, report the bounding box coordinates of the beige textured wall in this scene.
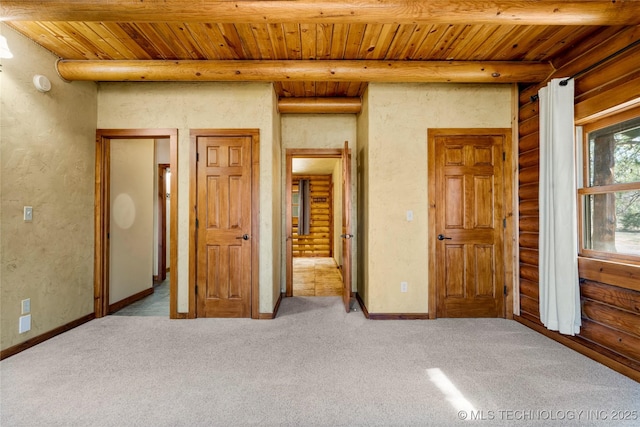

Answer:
[271,89,282,306]
[0,26,97,351]
[356,88,370,304]
[97,82,278,314]
[364,83,512,313]
[109,139,154,304]
[280,114,357,291]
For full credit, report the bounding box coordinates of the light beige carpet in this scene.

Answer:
[1,297,638,426]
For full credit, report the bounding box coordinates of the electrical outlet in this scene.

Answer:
[406,210,413,221]
[401,281,408,293]
[19,315,31,334]
[24,206,33,222]
[21,298,30,314]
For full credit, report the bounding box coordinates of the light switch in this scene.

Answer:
[406,210,414,221]
[24,206,33,222]
[22,298,31,315]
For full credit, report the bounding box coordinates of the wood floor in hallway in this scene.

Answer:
[293,257,343,296]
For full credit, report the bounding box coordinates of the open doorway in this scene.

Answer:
[291,171,342,296]
[94,129,179,318]
[285,146,353,312]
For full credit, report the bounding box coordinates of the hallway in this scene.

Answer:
[293,257,343,296]
[110,257,343,316]
[111,279,169,317]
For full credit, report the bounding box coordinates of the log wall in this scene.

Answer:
[292,175,333,257]
[517,26,640,381]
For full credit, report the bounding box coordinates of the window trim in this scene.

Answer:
[577,105,640,266]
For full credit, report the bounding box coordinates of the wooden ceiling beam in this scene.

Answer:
[278,97,361,114]
[3,1,640,26]
[57,59,553,83]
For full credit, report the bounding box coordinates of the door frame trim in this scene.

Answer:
[189,129,260,319]
[427,128,515,319]
[94,129,179,318]
[285,148,343,297]
[156,163,170,283]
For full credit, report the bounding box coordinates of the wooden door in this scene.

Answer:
[157,164,170,283]
[196,135,252,317]
[435,133,505,317]
[341,141,353,312]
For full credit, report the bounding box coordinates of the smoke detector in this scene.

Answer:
[33,74,52,92]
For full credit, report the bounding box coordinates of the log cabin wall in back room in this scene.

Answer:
[517,26,640,381]
[291,174,333,258]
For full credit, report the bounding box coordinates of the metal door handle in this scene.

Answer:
[236,234,250,240]
[437,234,452,240]
[340,234,354,239]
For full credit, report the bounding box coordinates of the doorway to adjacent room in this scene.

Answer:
[94,129,178,318]
[286,145,353,312]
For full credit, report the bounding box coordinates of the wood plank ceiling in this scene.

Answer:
[3,1,640,99]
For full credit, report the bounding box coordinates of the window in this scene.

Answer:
[292,192,299,218]
[579,107,640,263]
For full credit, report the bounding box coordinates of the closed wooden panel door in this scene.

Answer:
[342,141,352,312]
[196,136,252,317]
[435,134,505,317]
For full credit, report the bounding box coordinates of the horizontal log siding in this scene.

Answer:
[517,26,640,381]
[292,175,333,257]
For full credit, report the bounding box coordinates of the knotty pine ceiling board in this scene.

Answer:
[356,23,383,60]
[427,25,467,60]
[76,22,136,60]
[369,23,400,59]
[383,24,416,60]
[329,24,349,59]
[525,26,596,62]
[249,24,275,60]
[13,21,91,60]
[465,25,519,60]
[342,23,367,59]
[164,23,200,58]
[100,22,155,59]
[58,22,112,59]
[266,23,289,59]
[518,25,575,62]
[550,26,625,70]
[182,23,223,59]
[137,23,181,59]
[300,23,316,60]
[450,25,500,61]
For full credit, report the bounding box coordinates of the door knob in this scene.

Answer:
[236,234,250,240]
[340,234,354,239]
[437,234,452,240]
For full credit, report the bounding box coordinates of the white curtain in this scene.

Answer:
[538,78,581,336]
